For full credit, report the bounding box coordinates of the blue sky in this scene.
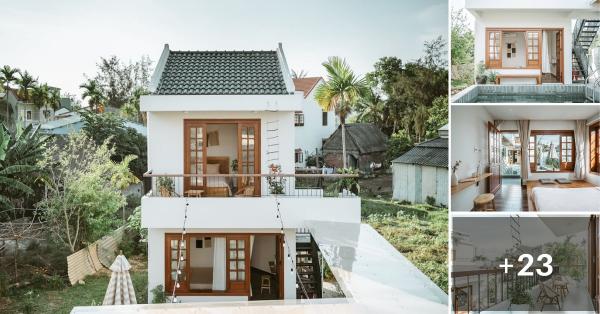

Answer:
[0,0,447,98]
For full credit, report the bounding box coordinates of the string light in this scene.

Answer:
[171,198,190,303]
[273,191,311,301]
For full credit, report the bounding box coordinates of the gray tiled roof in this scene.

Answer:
[154,50,290,95]
[392,137,448,168]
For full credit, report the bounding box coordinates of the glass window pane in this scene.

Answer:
[239,272,245,281]
[230,240,236,249]
[238,261,245,270]
[229,250,237,259]
[238,240,245,249]
[230,261,237,270]
[238,250,245,259]
[230,271,237,281]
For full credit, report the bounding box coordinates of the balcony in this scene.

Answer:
[143,171,359,198]
[141,172,362,229]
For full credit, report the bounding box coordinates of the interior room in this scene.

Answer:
[249,234,280,300]
[204,124,238,197]
[451,105,600,212]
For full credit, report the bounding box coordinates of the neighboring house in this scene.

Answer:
[465,0,600,84]
[0,87,73,127]
[391,125,448,207]
[322,123,388,171]
[135,43,446,311]
[292,77,337,168]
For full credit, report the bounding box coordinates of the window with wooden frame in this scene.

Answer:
[294,112,304,126]
[165,234,189,293]
[486,30,501,68]
[528,131,575,172]
[590,122,599,173]
[526,31,541,68]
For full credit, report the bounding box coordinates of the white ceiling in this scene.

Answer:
[483,105,599,120]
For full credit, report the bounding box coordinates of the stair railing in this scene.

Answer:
[585,68,600,102]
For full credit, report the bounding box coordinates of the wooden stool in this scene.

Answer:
[260,275,271,294]
[473,193,496,211]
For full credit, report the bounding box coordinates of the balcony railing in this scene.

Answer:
[143,171,360,198]
[451,266,561,313]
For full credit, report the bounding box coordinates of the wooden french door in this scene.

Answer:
[488,122,502,194]
[237,122,261,196]
[556,31,563,83]
[184,121,207,193]
[276,234,284,299]
[226,235,250,293]
[526,30,542,69]
[165,234,189,293]
[589,217,599,311]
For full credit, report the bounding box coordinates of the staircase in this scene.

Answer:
[295,230,322,299]
[572,19,600,81]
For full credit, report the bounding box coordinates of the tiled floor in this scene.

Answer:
[494,178,528,212]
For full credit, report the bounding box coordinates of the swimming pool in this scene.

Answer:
[452,84,599,103]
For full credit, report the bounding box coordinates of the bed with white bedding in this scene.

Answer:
[531,186,600,211]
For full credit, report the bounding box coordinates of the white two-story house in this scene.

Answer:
[466,0,600,84]
[292,77,337,168]
[137,43,446,312]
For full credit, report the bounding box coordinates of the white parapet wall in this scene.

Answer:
[142,196,361,229]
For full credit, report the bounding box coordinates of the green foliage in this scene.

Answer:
[451,9,474,65]
[18,290,40,314]
[386,130,413,162]
[79,79,105,113]
[157,176,175,196]
[509,281,532,306]
[151,284,167,304]
[425,196,436,206]
[544,235,586,280]
[425,96,448,139]
[334,168,360,195]
[80,111,147,178]
[362,197,448,290]
[305,153,323,168]
[39,132,138,252]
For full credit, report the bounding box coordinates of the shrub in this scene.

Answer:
[151,284,167,304]
[18,290,40,314]
[386,130,413,163]
[425,196,436,206]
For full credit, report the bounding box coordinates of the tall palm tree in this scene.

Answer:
[291,69,308,79]
[314,57,368,169]
[17,71,37,102]
[0,66,20,123]
[31,83,49,114]
[79,79,104,113]
[48,88,61,111]
[355,87,384,126]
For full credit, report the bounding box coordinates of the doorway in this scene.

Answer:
[250,234,284,300]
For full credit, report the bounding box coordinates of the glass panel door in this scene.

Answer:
[238,122,260,196]
[166,235,188,293]
[227,236,249,293]
[526,30,541,67]
[185,122,206,193]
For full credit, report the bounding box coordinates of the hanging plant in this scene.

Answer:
[267,164,286,194]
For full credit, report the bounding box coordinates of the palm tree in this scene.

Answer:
[79,79,105,113]
[314,57,368,168]
[0,66,20,122]
[31,83,49,116]
[48,88,61,111]
[291,69,308,79]
[355,87,384,126]
[17,71,37,102]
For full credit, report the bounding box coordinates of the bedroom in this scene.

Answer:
[451,105,600,212]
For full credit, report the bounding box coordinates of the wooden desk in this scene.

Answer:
[451,173,492,195]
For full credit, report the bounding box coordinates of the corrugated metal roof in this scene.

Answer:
[154,50,290,95]
[392,137,447,168]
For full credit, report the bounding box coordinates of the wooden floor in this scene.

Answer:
[526,180,596,211]
[250,267,279,300]
[541,73,560,83]
[494,178,528,212]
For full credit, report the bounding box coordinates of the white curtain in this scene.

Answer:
[542,31,552,73]
[249,235,255,296]
[212,237,226,291]
[574,120,586,180]
[517,120,530,185]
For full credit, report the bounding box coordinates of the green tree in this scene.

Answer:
[79,79,105,113]
[0,124,49,211]
[1,65,20,122]
[425,96,449,138]
[31,83,49,112]
[80,111,147,179]
[39,132,138,252]
[314,56,368,168]
[386,130,413,163]
[451,9,474,65]
[17,71,37,102]
[47,88,61,112]
[354,87,384,126]
[120,87,148,124]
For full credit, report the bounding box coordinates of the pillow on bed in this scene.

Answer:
[206,163,220,174]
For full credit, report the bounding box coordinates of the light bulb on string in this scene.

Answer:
[176,282,180,288]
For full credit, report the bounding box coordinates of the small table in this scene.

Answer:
[185,189,204,197]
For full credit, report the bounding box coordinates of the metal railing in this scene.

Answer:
[451,266,558,313]
[143,171,360,198]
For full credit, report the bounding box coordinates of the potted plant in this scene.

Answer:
[509,281,532,311]
[451,160,462,187]
[475,61,488,84]
[335,168,360,195]
[230,159,238,173]
[157,177,175,197]
[267,163,286,195]
[487,70,498,84]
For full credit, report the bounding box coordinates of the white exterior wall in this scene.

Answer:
[472,11,573,84]
[294,81,337,167]
[451,106,493,211]
[147,111,296,176]
[147,228,297,302]
[392,164,448,207]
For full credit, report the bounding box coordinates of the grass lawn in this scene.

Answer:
[362,197,448,291]
[0,260,147,314]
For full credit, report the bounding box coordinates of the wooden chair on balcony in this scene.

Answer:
[235,185,255,197]
[552,275,569,297]
[260,275,271,294]
[537,280,561,311]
